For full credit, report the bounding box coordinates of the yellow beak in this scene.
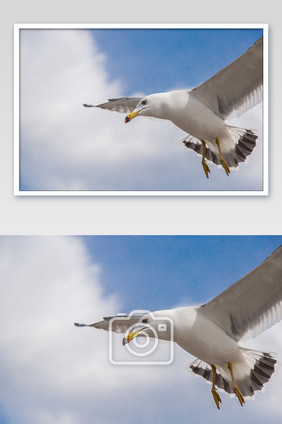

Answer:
[122,326,145,345]
[125,109,141,123]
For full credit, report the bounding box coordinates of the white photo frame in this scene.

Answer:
[14,23,268,196]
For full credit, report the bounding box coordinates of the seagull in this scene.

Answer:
[84,37,263,178]
[75,245,282,409]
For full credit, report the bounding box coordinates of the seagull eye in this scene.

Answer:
[142,318,148,324]
[141,100,147,105]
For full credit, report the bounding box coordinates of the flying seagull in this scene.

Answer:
[75,245,282,409]
[84,37,263,178]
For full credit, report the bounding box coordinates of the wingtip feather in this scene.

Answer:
[74,322,87,327]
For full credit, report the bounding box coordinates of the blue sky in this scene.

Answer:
[91,28,263,94]
[19,27,264,192]
[83,235,282,312]
[0,236,282,424]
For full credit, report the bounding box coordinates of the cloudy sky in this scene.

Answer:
[18,27,264,192]
[1,236,282,424]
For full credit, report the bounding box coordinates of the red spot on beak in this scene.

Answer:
[125,115,131,124]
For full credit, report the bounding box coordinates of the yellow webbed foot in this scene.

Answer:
[220,157,231,176]
[201,140,211,178]
[215,137,231,176]
[228,362,245,407]
[211,387,222,409]
[211,364,222,409]
[233,384,245,407]
[201,159,210,179]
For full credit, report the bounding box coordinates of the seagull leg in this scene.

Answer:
[201,140,210,178]
[228,362,245,407]
[211,364,222,409]
[215,137,230,176]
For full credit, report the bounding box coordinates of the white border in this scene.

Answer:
[14,23,268,197]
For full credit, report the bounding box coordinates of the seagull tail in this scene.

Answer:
[188,350,277,399]
[187,360,233,395]
[226,126,258,167]
[182,127,257,169]
[237,349,277,397]
[182,137,221,167]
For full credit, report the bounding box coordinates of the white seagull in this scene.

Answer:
[75,245,282,409]
[84,37,263,178]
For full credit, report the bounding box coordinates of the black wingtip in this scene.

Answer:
[74,322,87,327]
[83,104,95,108]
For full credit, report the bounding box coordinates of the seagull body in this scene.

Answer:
[75,244,282,409]
[171,307,240,365]
[157,306,268,401]
[138,90,234,153]
[84,37,263,178]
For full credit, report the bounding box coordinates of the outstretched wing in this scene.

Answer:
[83,97,142,114]
[74,313,145,334]
[192,37,263,120]
[200,245,282,342]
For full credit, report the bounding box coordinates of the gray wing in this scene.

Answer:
[74,313,144,334]
[83,97,142,114]
[192,37,263,120]
[200,245,282,342]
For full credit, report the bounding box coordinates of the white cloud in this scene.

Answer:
[0,237,191,424]
[19,29,263,191]
[0,237,152,422]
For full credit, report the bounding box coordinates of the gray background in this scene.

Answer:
[0,0,280,235]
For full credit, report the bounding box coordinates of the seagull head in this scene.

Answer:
[122,314,151,345]
[125,93,170,123]
[122,311,174,345]
[125,96,152,123]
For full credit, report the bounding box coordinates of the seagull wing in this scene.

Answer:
[74,313,144,334]
[200,245,282,342]
[83,97,142,114]
[192,37,263,120]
